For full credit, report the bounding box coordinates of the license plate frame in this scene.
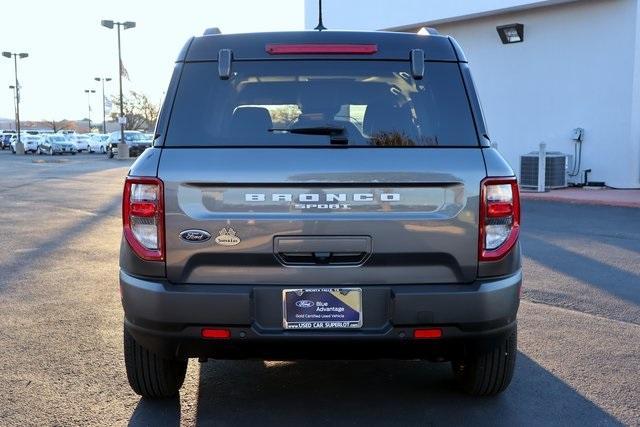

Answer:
[282,288,363,330]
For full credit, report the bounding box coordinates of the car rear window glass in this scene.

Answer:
[165,61,478,147]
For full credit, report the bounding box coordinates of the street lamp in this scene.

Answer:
[94,77,112,134]
[84,89,96,132]
[101,19,136,159]
[2,51,28,154]
[8,85,16,131]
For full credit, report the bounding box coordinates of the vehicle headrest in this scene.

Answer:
[230,106,273,136]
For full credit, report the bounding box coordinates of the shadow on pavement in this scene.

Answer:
[128,397,181,427]
[0,194,122,291]
[127,352,620,426]
[522,233,640,308]
[522,200,640,255]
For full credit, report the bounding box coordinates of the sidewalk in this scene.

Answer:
[520,187,640,208]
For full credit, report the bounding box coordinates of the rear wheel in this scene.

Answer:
[452,328,517,396]
[123,327,187,399]
[108,148,114,159]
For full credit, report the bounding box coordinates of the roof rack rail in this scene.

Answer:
[203,27,221,36]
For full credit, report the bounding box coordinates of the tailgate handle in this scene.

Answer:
[274,236,371,266]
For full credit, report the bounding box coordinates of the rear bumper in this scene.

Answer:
[121,270,521,360]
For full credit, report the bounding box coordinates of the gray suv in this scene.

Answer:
[120,30,521,399]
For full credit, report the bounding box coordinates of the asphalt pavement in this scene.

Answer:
[0,150,638,426]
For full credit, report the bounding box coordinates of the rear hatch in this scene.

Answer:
[158,57,485,285]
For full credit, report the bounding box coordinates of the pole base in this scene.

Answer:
[15,141,25,155]
[117,143,130,159]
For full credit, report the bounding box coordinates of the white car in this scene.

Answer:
[11,135,40,154]
[69,134,91,152]
[57,130,76,139]
[38,134,77,155]
[88,134,109,153]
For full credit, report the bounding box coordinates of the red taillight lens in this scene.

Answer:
[122,177,164,261]
[413,328,442,339]
[201,328,231,339]
[479,177,520,262]
[266,43,378,55]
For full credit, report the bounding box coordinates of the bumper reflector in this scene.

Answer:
[413,328,442,339]
[201,328,231,339]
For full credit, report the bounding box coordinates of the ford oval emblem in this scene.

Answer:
[180,229,212,243]
[295,300,315,309]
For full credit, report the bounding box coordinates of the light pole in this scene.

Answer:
[2,51,28,154]
[84,89,96,132]
[9,85,17,131]
[94,77,112,134]
[101,19,135,159]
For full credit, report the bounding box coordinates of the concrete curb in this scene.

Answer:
[521,192,640,208]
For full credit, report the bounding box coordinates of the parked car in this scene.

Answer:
[106,131,152,158]
[69,134,91,152]
[120,30,521,399]
[1,132,15,149]
[38,134,77,155]
[88,133,109,153]
[56,130,76,139]
[11,134,40,154]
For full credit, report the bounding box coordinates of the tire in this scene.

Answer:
[49,147,54,156]
[123,327,187,399]
[452,328,517,396]
[100,146,105,154]
[108,148,114,159]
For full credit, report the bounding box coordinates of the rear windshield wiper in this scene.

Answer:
[268,126,348,145]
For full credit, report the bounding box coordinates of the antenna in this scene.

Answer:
[314,0,327,31]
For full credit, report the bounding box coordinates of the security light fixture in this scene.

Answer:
[2,52,11,58]
[101,20,114,29]
[18,53,28,58]
[497,23,524,44]
[123,21,136,30]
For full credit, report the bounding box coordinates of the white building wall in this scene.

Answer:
[305,0,640,188]
[435,0,639,188]
[304,0,580,30]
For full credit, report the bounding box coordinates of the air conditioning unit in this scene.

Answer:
[520,152,571,189]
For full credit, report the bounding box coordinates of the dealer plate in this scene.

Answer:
[282,288,362,330]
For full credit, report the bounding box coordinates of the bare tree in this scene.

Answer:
[110,91,159,131]
[43,119,76,133]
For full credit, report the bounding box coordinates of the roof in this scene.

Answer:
[177,31,466,62]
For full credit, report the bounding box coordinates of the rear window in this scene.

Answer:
[165,61,478,147]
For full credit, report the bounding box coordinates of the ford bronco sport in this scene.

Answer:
[120,30,521,398]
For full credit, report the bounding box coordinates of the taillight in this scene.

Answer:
[265,43,378,55]
[122,177,164,261]
[479,177,520,261]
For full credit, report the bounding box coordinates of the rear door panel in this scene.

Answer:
[159,148,484,285]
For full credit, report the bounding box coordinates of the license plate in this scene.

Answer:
[282,288,362,329]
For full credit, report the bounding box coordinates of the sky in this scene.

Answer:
[0,0,304,122]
